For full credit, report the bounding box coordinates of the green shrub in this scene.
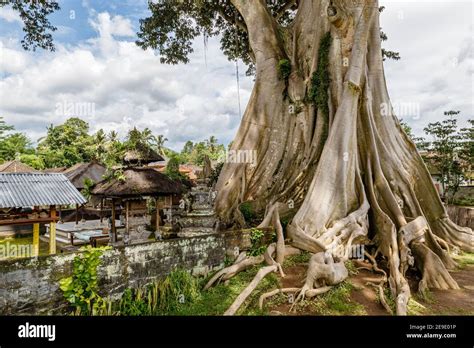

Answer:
[116,269,201,315]
[248,228,266,256]
[278,59,291,80]
[59,246,111,315]
[239,202,255,223]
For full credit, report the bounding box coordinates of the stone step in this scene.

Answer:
[180,216,217,228]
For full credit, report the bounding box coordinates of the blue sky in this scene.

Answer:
[0,0,472,151]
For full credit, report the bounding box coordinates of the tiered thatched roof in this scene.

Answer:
[91,167,182,198]
[123,143,164,165]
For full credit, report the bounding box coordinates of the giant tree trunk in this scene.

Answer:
[215,0,473,315]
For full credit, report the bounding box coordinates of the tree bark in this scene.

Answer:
[215,0,473,315]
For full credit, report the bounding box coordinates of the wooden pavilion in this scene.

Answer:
[91,145,184,242]
[91,167,183,242]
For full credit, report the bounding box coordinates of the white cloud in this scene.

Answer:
[379,0,473,136]
[0,11,250,150]
[0,41,29,74]
[0,6,22,24]
[89,12,135,38]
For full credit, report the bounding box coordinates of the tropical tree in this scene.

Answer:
[37,117,94,167]
[0,133,32,161]
[0,117,34,163]
[178,136,225,165]
[0,0,59,51]
[136,0,472,315]
[155,134,168,157]
[0,116,14,140]
[459,120,473,170]
[423,111,467,203]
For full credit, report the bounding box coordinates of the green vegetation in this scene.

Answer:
[375,287,428,315]
[308,32,331,143]
[344,260,359,276]
[165,155,186,180]
[176,136,226,166]
[283,251,311,267]
[59,246,111,315]
[0,117,171,171]
[81,178,95,200]
[409,111,473,204]
[0,236,49,259]
[239,201,256,224]
[307,282,366,315]
[308,32,331,114]
[66,266,278,316]
[172,266,278,316]
[116,270,201,315]
[454,252,474,269]
[248,228,266,257]
[277,59,291,80]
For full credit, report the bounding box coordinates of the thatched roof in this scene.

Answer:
[63,161,107,190]
[91,167,182,198]
[0,160,36,173]
[123,144,164,165]
[43,167,67,173]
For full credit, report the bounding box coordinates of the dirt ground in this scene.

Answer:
[265,259,474,315]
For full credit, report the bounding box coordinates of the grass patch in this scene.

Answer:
[166,266,279,316]
[283,251,312,267]
[454,252,474,269]
[375,288,396,314]
[345,260,359,276]
[415,288,436,304]
[307,282,366,315]
[0,235,49,259]
[407,298,428,315]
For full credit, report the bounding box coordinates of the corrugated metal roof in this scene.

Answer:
[0,173,87,208]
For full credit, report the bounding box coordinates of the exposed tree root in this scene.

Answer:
[411,242,460,294]
[224,264,279,315]
[364,251,392,315]
[289,252,348,311]
[258,288,299,310]
[204,255,264,290]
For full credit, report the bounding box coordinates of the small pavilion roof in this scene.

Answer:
[0,173,87,208]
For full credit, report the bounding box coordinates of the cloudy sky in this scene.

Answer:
[0,0,472,151]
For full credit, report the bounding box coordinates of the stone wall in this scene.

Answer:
[447,205,473,230]
[0,228,273,315]
[0,235,225,315]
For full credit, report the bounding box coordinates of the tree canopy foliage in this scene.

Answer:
[136,0,298,75]
[1,0,60,51]
[420,111,473,202]
[0,116,225,172]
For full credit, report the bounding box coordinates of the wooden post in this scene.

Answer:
[75,204,79,225]
[32,222,40,257]
[155,198,160,232]
[49,205,57,254]
[125,200,130,236]
[32,206,40,257]
[111,199,116,242]
[100,198,104,223]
